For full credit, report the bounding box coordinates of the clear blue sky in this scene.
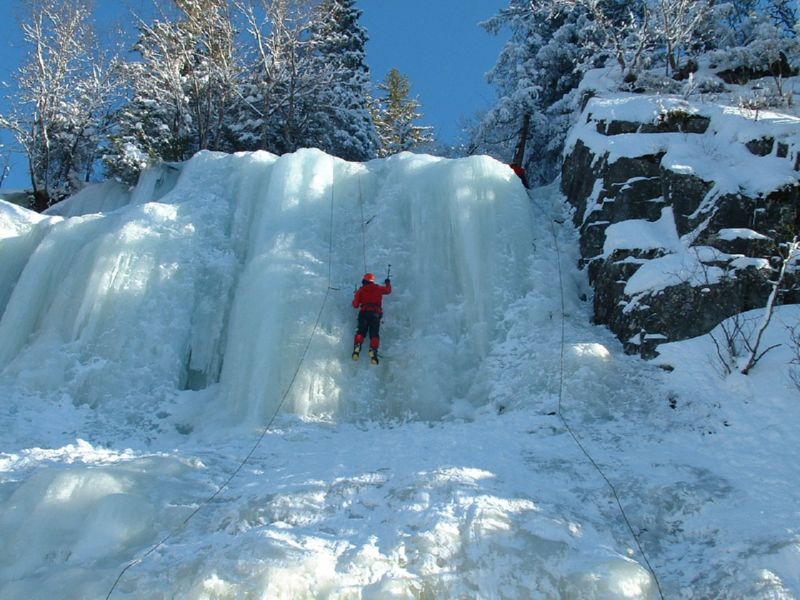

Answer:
[359,0,508,142]
[0,0,508,190]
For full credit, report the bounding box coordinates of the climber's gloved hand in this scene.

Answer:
[384,278,391,285]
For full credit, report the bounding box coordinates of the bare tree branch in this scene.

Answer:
[741,237,799,374]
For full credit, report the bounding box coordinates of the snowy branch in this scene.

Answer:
[741,237,799,375]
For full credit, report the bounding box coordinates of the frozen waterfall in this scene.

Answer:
[0,149,535,424]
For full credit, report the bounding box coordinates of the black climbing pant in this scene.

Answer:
[356,310,381,348]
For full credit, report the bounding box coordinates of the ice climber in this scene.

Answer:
[509,162,530,189]
[352,272,392,364]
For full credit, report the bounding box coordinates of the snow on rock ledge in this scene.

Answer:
[561,92,800,355]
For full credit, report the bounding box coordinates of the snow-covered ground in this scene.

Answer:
[0,150,798,599]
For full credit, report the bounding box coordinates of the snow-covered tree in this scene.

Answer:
[651,0,714,74]
[174,0,239,151]
[766,0,798,35]
[0,142,10,189]
[574,0,651,79]
[231,0,327,155]
[708,9,800,104]
[473,0,799,186]
[230,0,376,159]
[304,0,377,161]
[0,0,123,209]
[718,0,759,42]
[543,0,718,80]
[472,0,597,186]
[105,0,239,182]
[371,68,433,157]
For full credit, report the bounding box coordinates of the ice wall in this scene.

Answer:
[0,149,534,423]
[43,161,182,218]
[0,202,61,317]
[0,152,241,412]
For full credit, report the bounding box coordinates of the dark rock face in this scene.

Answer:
[672,59,699,82]
[565,152,667,261]
[706,232,774,257]
[600,267,792,357]
[595,113,710,136]
[562,139,600,225]
[746,137,775,157]
[561,102,800,355]
[717,53,798,84]
[658,167,714,235]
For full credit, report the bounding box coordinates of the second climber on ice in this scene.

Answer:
[352,272,392,364]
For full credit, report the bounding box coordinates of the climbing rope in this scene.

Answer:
[106,170,339,599]
[357,174,368,274]
[531,194,666,600]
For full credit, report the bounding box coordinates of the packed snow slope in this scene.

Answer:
[0,150,798,599]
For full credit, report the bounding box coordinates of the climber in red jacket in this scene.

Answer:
[509,162,529,189]
[352,272,392,364]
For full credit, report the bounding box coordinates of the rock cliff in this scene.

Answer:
[561,94,799,356]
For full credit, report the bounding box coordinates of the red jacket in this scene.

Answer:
[509,163,529,188]
[353,281,392,313]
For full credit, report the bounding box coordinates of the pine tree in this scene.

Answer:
[306,0,377,161]
[105,21,195,183]
[371,68,433,157]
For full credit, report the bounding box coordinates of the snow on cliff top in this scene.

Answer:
[566,68,800,200]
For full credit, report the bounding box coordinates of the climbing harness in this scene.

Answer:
[106,166,340,599]
[531,195,666,600]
